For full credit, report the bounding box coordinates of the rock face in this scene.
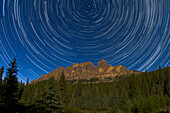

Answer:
[30,59,141,84]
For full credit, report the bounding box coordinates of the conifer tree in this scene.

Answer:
[142,79,149,97]
[35,77,64,113]
[119,88,129,108]
[97,83,108,107]
[108,84,119,108]
[128,75,139,98]
[0,66,4,102]
[131,99,140,113]
[59,72,67,105]
[26,78,29,85]
[165,75,170,97]
[81,87,93,109]
[159,93,166,108]
[159,65,161,71]
[70,80,82,107]
[18,81,25,100]
[159,66,166,95]
[91,85,101,108]
[3,58,19,107]
[122,101,131,113]
[73,80,82,98]
[0,66,4,84]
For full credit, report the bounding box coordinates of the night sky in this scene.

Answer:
[0,0,169,82]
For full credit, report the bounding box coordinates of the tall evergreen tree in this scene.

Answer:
[128,75,139,98]
[159,93,166,108]
[35,77,64,113]
[142,79,149,97]
[0,66,4,84]
[91,85,101,108]
[59,72,68,105]
[80,87,93,109]
[26,78,29,85]
[119,88,129,108]
[70,80,82,107]
[3,58,19,106]
[159,65,161,71]
[73,80,82,98]
[158,66,166,95]
[165,75,170,97]
[0,66,4,102]
[18,81,25,100]
[131,99,140,113]
[108,84,119,108]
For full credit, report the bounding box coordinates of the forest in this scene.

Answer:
[0,59,170,113]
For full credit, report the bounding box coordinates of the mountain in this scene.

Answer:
[30,59,141,84]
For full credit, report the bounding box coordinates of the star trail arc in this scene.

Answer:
[0,0,169,82]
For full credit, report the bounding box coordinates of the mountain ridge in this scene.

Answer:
[30,59,141,84]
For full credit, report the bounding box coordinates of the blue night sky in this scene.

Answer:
[0,0,169,82]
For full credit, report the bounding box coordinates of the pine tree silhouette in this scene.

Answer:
[0,66,4,102]
[59,71,68,105]
[3,58,19,112]
[35,77,64,113]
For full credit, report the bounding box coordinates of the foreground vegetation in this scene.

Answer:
[0,59,170,113]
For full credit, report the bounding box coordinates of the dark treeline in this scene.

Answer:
[0,59,170,113]
[0,58,25,113]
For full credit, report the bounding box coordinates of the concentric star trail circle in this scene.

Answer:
[0,0,169,82]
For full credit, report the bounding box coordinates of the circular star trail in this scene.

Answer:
[0,0,169,82]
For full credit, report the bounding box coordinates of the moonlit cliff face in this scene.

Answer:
[30,59,141,84]
[0,0,169,82]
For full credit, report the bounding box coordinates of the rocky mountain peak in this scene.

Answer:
[30,59,141,84]
[97,59,108,68]
[79,61,94,67]
[97,59,108,73]
[72,63,79,67]
[58,66,65,69]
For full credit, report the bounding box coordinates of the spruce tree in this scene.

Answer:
[143,79,149,97]
[81,87,93,109]
[165,76,170,97]
[35,77,64,113]
[0,66,4,102]
[3,58,19,107]
[128,75,139,98]
[119,88,129,109]
[18,81,25,100]
[26,78,29,85]
[91,85,101,108]
[70,80,82,107]
[159,93,166,108]
[108,84,119,108]
[131,99,140,113]
[0,66,4,84]
[74,81,82,97]
[59,72,67,105]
